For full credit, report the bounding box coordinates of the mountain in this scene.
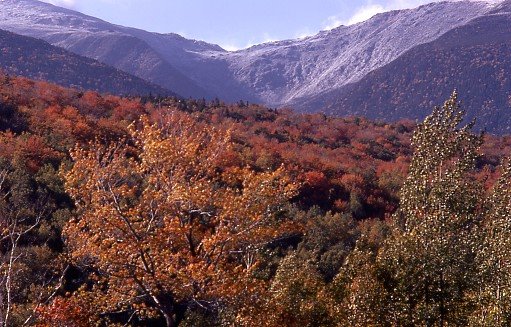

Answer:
[219,1,492,106]
[0,0,510,133]
[297,2,511,134]
[0,28,174,97]
[0,0,211,99]
[0,0,495,105]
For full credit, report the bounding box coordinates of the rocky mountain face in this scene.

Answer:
[219,1,492,106]
[0,0,494,101]
[297,1,511,134]
[0,28,173,97]
[0,0,509,133]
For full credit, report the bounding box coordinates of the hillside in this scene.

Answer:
[0,0,496,105]
[1,1,509,134]
[1,73,511,326]
[219,0,491,105]
[297,9,511,134]
[1,0,511,325]
[0,0,211,99]
[0,29,175,96]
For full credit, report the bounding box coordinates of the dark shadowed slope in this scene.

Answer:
[0,29,176,97]
[0,0,210,99]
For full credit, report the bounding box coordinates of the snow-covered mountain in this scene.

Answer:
[0,0,500,106]
[220,0,493,106]
[0,0,213,98]
[298,3,511,134]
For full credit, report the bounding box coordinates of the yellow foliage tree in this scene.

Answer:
[61,112,297,326]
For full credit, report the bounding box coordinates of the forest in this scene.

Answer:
[0,72,511,326]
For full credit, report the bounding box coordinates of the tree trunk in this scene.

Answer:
[152,292,181,327]
[439,271,444,327]
[163,310,176,327]
[0,292,3,327]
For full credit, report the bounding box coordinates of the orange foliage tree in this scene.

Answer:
[60,112,298,326]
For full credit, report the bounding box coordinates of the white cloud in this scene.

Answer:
[220,43,241,52]
[324,3,386,29]
[40,0,77,8]
[220,32,279,51]
[323,0,438,29]
[346,4,386,24]
[294,28,315,40]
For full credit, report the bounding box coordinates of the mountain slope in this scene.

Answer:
[297,7,511,134]
[0,0,509,133]
[0,29,174,96]
[0,0,211,99]
[0,0,496,105]
[219,0,492,105]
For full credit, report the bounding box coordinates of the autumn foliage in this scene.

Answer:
[0,73,510,326]
[60,113,298,326]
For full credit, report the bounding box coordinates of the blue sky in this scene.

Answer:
[42,0,439,50]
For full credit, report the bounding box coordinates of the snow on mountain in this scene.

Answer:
[218,1,493,106]
[0,28,174,97]
[297,5,511,134]
[0,0,503,106]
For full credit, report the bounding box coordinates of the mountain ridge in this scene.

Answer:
[0,0,497,104]
[297,8,511,133]
[0,28,175,97]
[217,0,492,105]
[0,0,214,98]
[0,0,510,133]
